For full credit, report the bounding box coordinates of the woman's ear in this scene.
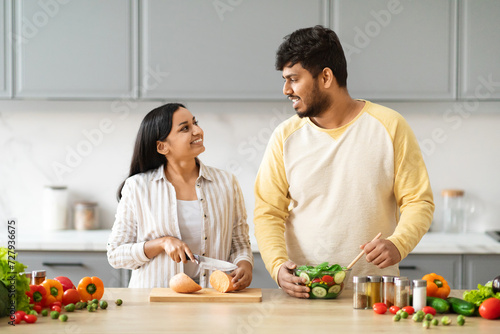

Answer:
[157,140,169,155]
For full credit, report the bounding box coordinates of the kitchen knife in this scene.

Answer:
[191,254,238,272]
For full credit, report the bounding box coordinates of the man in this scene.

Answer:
[254,26,434,298]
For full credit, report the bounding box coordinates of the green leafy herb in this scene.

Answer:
[0,247,31,316]
[463,281,500,307]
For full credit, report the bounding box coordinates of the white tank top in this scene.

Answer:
[177,200,202,281]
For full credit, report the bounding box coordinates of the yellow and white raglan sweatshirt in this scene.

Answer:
[254,100,434,284]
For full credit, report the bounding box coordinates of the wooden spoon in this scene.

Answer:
[346,232,383,269]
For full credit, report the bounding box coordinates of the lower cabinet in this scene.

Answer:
[250,252,278,289]
[399,254,462,289]
[463,255,500,290]
[17,251,128,288]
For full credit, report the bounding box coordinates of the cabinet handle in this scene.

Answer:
[399,265,417,270]
[42,262,84,267]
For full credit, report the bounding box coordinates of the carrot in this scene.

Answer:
[209,270,237,293]
[169,273,202,293]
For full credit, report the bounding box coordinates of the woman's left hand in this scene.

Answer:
[230,260,253,290]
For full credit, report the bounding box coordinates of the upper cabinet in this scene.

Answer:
[0,0,12,98]
[140,0,327,100]
[14,0,137,98]
[332,0,457,100]
[459,0,500,99]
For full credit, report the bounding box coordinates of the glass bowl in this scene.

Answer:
[294,263,351,299]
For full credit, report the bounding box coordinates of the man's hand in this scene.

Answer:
[277,261,310,299]
[361,239,401,268]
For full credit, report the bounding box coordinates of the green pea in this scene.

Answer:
[400,311,408,319]
[50,311,60,319]
[64,303,75,312]
[422,320,431,329]
[431,318,439,326]
[457,315,465,326]
[393,314,401,322]
[59,314,68,322]
[424,313,433,321]
[441,316,451,326]
[41,309,48,317]
[99,300,108,309]
[115,299,123,306]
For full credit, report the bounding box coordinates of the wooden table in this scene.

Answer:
[1,289,499,333]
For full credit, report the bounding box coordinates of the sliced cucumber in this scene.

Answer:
[328,285,341,294]
[299,272,310,284]
[311,286,328,298]
[334,271,346,284]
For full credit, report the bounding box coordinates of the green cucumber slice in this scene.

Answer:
[299,272,310,284]
[334,271,346,284]
[311,286,328,298]
[328,285,341,294]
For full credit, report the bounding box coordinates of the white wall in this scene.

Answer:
[1,99,499,247]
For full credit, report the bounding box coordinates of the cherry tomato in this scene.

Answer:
[24,314,38,323]
[321,275,334,284]
[373,303,388,314]
[14,311,26,324]
[51,305,62,313]
[389,306,400,314]
[311,278,321,284]
[50,301,62,309]
[33,304,42,314]
[479,297,500,320]
[63,288,81,305]
[422,306,436,315]
[402,306,415,315]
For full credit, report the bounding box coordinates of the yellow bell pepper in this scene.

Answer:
[41,279,63,306]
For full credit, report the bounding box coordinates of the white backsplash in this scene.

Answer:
[1,100,500,247]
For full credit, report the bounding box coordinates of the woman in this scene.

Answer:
[107,103,253,289]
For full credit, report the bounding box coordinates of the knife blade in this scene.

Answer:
[192,254,238,272]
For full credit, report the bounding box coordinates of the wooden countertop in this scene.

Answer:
[2,289,499,333]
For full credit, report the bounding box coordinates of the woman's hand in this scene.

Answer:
[231,260,253,290]
[160,236,195,263]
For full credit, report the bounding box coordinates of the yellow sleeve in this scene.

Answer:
[385,115,435,260]
[254,126,291,283]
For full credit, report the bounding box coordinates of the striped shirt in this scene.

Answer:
[107,160,253,288]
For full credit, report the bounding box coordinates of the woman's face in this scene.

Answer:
[157,107,205,160]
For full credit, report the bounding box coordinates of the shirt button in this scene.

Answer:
[202,253,205,256]
[205,237,207,240]
[203,273,206,277]
[197,184,201,187]
[200,198,203,201]
[204,214,207,218]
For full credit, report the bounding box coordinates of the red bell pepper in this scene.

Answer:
[25,284,47,306]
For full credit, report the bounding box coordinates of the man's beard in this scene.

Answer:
[295,83,330,119]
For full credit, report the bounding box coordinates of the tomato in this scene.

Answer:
[24,314,37,323]
[51,305,62,313]
[402,306,415,315]
[49,301,62,309]
[311,278,321,284]
[14,313,24,324]
[54,276,76,292]
[389,306,400,314]
[321,275,334,284]
[422,306,436,315]
[63,288,81,305]
[373,303,388,314]
[33,304,42,313]
[479,297,500,320]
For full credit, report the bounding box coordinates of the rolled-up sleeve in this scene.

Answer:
[107,179,151,270]
[229,175,254,267]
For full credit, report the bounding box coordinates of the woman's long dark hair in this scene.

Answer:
[117,103,185,200]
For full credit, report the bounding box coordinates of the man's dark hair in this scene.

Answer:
[275,25,348,87]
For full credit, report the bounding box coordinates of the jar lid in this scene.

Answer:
[21,272,33,278]
[441,189,464,197]
[395,278,409,286]
[413,279,427,287]
[33,270,46,277]
[367,275,382,282]
[74,201,98,208]
[382,275,395,282]
[44,185,67,190]
[353,276,368,283]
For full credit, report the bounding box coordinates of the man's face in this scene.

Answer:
[282,63,330,118]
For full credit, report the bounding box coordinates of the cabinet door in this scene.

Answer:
[14,0,138,98]
[250,253,278,289]
[332,0,457,100]
[0,0,12,98]
[399,254,462,289]
[459,0,500,99]
[463,255,500,290]
[18,251,125,288]
[140,0,327,100]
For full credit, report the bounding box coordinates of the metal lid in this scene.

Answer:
[382,275,395,282]
[413,279,427,287]
[441,189,464,197]
[21,272,33,278]
[367,275,382,283]
[395,277,409,286]
[44,185,67,190]
[353,276,368,283]
[33,270,46,277]
[74,201,98,208]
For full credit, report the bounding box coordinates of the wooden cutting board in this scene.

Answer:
[149,288,262,303]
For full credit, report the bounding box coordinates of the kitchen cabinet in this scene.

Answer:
[399,254,462,289]
[0,0,12,98]
[332,0,457,100]
[17,250,128,288]
[139,0,328,100]
[459,0,500,99]
[250,252,278,289]
[463,254,500,290]
[14,0,138,98]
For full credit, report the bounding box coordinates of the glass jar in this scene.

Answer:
[367,275,382,308]
[382,275,395,307]
[412,279,427,311]
[394,277,410,308]
[32,270,46,285]
[74,201,99,230]
[442,189,465,233]
[21,272,33,285]
[353,276,369,309]
[42,185,68,230]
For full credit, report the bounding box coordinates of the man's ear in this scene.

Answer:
[157,140,169,155]
[321,67,336,89]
